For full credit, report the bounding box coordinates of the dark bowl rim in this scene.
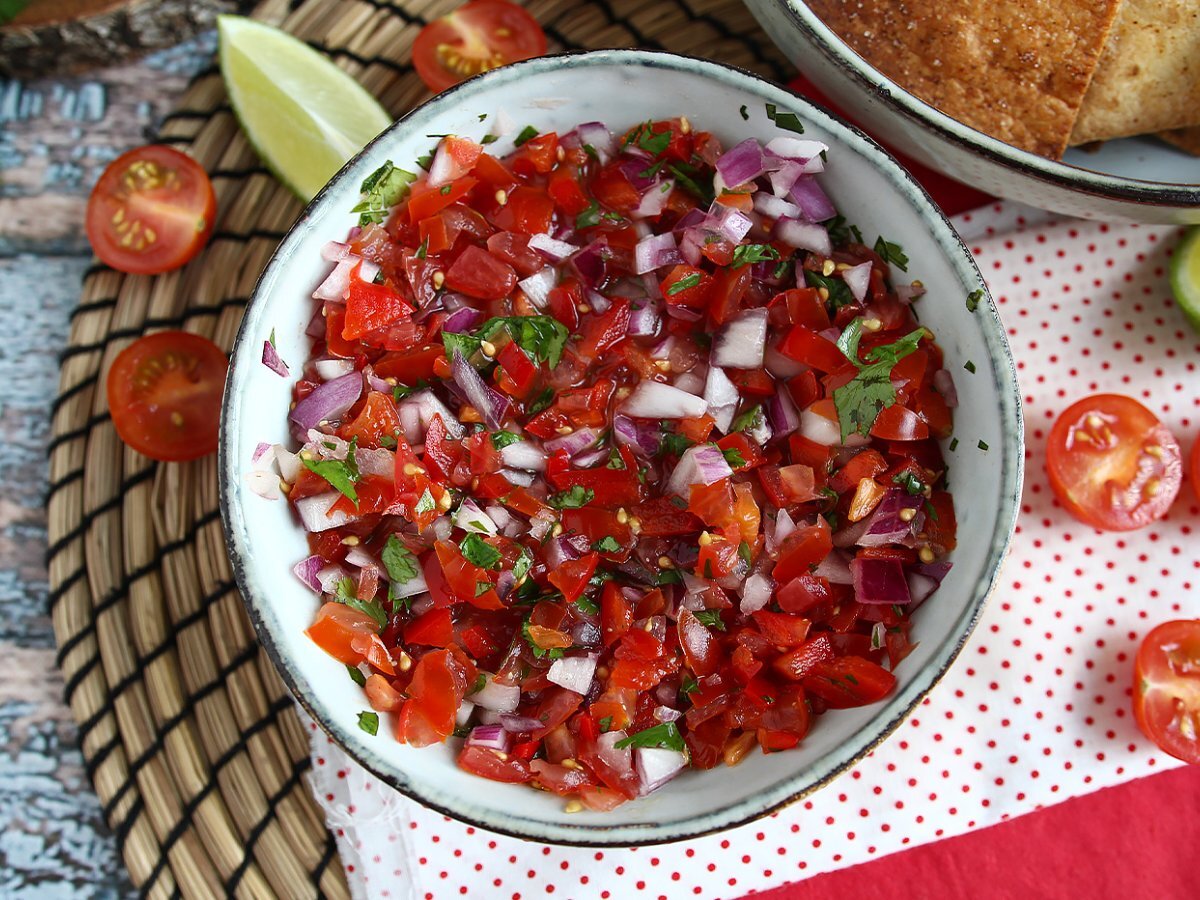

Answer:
[219,46,1024,846]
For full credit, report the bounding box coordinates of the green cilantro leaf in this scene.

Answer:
[656,569,683,586]
[893,471,925,496]
[576,200,602,229]
[667,162,715,205]
[478,315,570,369]
[694,610,726,631]
[765,102,806,134]
[548,485,594,509]
[334,576,387,631]
[528,387,555,415]
[357,711,379,735]
[346,664,366,686]
[491,430,523,450]
[731,243,780,269]
[512,546,534,583]
[382,534,419,586]
[731,404,764,434]
[598,715,614,732]
[681,675,699,696]
[414,489,436,515]
[442,330,482,361]
[738,541,752,565]
[460,533,502,570]
[721,447,746,468]
[964,359,977,374]
[636,123,672,155]
[593,535,621,553]
[351,161,416,226]
[873,236,909,272]
[805,270,856,309]
[832,323,927,442]
[739,104,749,121]
[522,617,565,659]
[613,721,686,752]
[978,439,990,451]
[301,441,360,504]
[574,595,600,615]
[949,437,960,452]
[481,134,500,145]
[966,289,984,312]
[666,272,702,296]
[658,429,694,457]
[514,125,539,146]
[827,215,863,247]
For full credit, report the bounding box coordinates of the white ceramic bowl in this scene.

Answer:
[220,49,1023,845]
[745,0,1200,224]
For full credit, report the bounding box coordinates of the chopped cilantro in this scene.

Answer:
[966,289,983,312]
[949,437,960,452]
[593,535,621,553]
[739,104,749,121]
[470,673,487,695]
[514,125,539,146]
[414,489,436,515]
[522,616,565,659]
[636,123,671,155]
[442,330,482,361]
[656,569,683,586]
[598,715,614,732]
[694,609,726,631]
[351,161,415,226]
[382,534,419,591]
[873,236,909,272]
[731,243,780,269]
[480,133,500,145]
[614,722,685,752]
[805,270,856,309]
[548,485,594,509]
[461,533,502,569]
[439,184,452,195]
[379,434,397,449]
[680,675,699,696]
[924,499,940,522]
[964,359,977,374]
[738,541,752,565]
[978,439,990,451]
[357,711,379,735]
[528,387,555,415]
[491,430,523,450]
[827,215,863,247]
[666,272,702,296]
[765,102,805,134]
[731,404,764,434]
[576,200,602,229]
[301,441,360,504]
[512,546,534,583]
[893,471,925,496]
[346,664,366,687]
[478,315,570,368]
[658,429,694,457]
[667,162,715,205]
[832,322,927,442]
[639,159,666,180]
[721,447,747,468]
[574,595,600,615]
[334,576,387,630]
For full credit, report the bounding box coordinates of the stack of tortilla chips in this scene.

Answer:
[809,0,1200,159]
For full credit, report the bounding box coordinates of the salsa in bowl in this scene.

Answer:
[221,49,1022,845]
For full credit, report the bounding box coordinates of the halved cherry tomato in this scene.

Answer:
[106,330,228,461]
[412,0,547,94]
[86,145,215,275]
[1046,394,1182,531]
[1132,619,1200,764]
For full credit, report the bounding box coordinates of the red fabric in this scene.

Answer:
[754,765,1198,900]
[787,77,993,217]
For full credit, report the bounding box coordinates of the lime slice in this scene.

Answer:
[218,15,392,200]
[1169,225,1200,334]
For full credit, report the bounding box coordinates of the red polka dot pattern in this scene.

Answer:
[305,207,1199,899]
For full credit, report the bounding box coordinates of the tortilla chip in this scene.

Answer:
[807,0,1124,159]
[1157,127,1200,156]
[1070,0,1200,145]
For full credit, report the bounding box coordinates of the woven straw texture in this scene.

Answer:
[45,1,786,896]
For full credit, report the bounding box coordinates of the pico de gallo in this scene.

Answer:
[252,115,959,810]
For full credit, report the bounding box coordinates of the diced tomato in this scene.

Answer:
[373,344,442,383]
[444,245,516,300]
[494,185,555,234]
[715,432,764,470]
[772,519,833,582]
[338,391,402,449]
[576,298,631,360]
[408,176,478,221]
[306,601,379,664]
[778,325,851,373]
[404,607,454,647]
[548,552,599,603]
[458,744,533,783]
[803,656,897,708]
[510,132,559,177]
[695,537,740,579]
[660,265,711,308]
[631,497,702,536]
[772,634,835,681]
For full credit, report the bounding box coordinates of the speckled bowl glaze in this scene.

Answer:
[220,49,1023,846]
[745,0,1200,224]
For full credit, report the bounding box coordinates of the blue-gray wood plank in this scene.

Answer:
[0,33,215,898]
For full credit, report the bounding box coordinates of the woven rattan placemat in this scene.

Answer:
[45,1,787,896]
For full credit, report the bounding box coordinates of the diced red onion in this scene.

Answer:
[275,446,300,482]
[628,300,661,337]
[573,446,610,468]
[518,267,557,308]
[634,179,674,219]
[767,161,803,198]
[313,357,354,381]
[906,570,940,605]
[596,731,634,779]
[289,372,362,436]
[851,556,913,605]
[251,442,272,465]
[586,289,611,315]
[842,261,872,304]
[499,467,534,487]
[740,572,774,614]
[789,176,837,222]
[473,678,520,713]
[570,239,609,288]
[916,561,953,583]
[745,408,773,446]
[764,341,807,379]
[622,381,707,419]
[649,335,675,362]
[547,654,598,694]
[896,281,928,305]
[704,365,739,433]
[313,257,357,301]
[765,137,828,168]
[544,426,600,457]
[858,490,924,547]
[356,447,395,479]
[451,351,509,431]
[321,240,353,262]
[262,339,289,377]
[678,230,702,266]
[443,307,484,334]
[499,440,547,471]
[572,621,602,648]
[799,406,841,446]
[711,309,768,369]
[430,515,453,543]
[613,415,660,456]
[774,217,832,257]
[653,705,683,723]
[495,570,516,600]
[456,498,497,535]
[814,550,854,585]
[306,429,350,461]
[529,232,579,262]
[357,259,380,284]
[427,140,456,188]
[466,724,511,752]
[634,232,680,275]
[545,535,582,570]
[316,562,350,593]
[343,544,378,570]
[715,138,766,187]
[410,594,435,617]
[768,509,797,554]
[292,556,324,593]
[619,157,658,192]
[485,504,514,532]
[456,700,475,727]
[399,389,464,439]
[500,714,544,733]
[763,389,798,439]
[637,747,687,795]
[704,201,754,243]
[672,370,705,396]
[530,508,556,541]
[389,565,429,600]
[305,306,328,339]
[576,121,615,163]
[245,468,277,499]
[753,192,802,221]
[832,517,870,549]
[933,369,959,408]
[666,443,734,497]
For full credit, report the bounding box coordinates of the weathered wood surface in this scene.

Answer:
[0,33,213,898]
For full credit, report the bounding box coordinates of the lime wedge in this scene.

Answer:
[1169,225,1200,334]
[218,15,392,200]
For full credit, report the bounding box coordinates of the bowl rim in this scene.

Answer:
[219,46,1024,846]
[771,0,1200,204]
